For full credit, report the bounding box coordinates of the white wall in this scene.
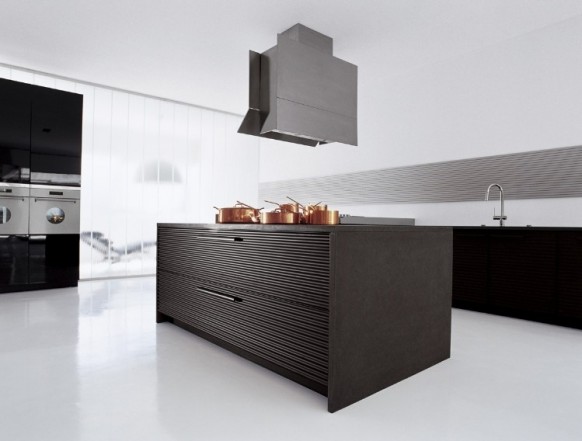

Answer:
[0,65,260,279]
[259,15,582,226]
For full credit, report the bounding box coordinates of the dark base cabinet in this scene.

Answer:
[29,234,80,286]
[157,224,453,412]
[0,236,29,289]
[558,232,582,321]
[453,227,582,329]
[0,234,79,294]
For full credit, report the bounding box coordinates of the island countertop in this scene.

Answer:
[157,222,450,233]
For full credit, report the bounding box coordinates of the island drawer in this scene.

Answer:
[157,226,331,309]
[157,269,329,386]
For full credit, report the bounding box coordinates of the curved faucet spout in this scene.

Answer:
[485,183,506,227]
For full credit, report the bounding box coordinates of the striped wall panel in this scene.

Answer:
[259,145,582,205]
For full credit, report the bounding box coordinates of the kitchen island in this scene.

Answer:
[157,223,452,412]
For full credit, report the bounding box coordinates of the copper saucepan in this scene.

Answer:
[260,211,301,224]
[262,200,301,224]
[214,201,262,223]
[286,196,339,225]
[285,196,309,223]
[304,202,325,224]
[309,209,340,225]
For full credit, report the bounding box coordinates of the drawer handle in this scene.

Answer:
[34,198,78,203]
[196,287,243,303]
[195,236,243,242]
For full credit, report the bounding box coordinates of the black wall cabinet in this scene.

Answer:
[31,86,82,183]
[453,227,582,328]
[0,80,32,183]
[0,78,82,186]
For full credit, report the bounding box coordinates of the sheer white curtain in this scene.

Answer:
[0,65,260,279]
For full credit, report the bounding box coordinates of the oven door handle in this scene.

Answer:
[33,198,78,203]
[0,196,25,201]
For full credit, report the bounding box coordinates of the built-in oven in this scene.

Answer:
[0,183,30,289]
[28,185,80,285]
[29,185,80,235]
[0,184,30,235]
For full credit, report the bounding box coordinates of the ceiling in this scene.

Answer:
[1,0,582,115]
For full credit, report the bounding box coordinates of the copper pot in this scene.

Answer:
[303,202,326,224]
[279,203,300,213]
[261,211,301,224]
[309,209,340,225]
[214,201,262,223]
[265,200,300,213]
[282,196,340,225]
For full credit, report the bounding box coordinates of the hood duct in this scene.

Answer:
[238,24,358,147]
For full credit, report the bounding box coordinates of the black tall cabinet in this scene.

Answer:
[31,86,82,184]
[0,80,31,183]
[0,78,82,294]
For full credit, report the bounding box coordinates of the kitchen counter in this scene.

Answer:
[453,226,582,328]
[156,223,453,412]
[454,226,582,231]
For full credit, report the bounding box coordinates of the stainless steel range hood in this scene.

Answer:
[238,24,358,147]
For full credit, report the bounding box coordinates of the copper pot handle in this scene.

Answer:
[236,200,254,209]
[286,196,305,209]
[236,200,264,211]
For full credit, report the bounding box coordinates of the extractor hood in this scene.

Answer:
[238,24,358,147]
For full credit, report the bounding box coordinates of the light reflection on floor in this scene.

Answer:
[1,277,581,441]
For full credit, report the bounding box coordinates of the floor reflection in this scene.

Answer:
[2,277,582,440]
[0,287,82,440]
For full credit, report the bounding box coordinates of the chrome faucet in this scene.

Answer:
[485,184,507,227]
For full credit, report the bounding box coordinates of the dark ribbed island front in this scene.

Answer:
[156,223,453,412]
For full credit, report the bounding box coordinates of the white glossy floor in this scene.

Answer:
[1,278,581,441]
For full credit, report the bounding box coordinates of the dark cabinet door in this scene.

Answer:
[28,234,79,285]
[30,87,82,185]
[0,236,29,292]
[453,231,488,306]
[0,79,31,183]
[557,232,582,320]
[489,232,556,315]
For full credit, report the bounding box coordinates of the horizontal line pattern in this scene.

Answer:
[158,227,331,309]
[158,272,329,385]
[157,226,331,386]
[259,145,582,205]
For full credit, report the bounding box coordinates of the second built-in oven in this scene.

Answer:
[28,185,80,285]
